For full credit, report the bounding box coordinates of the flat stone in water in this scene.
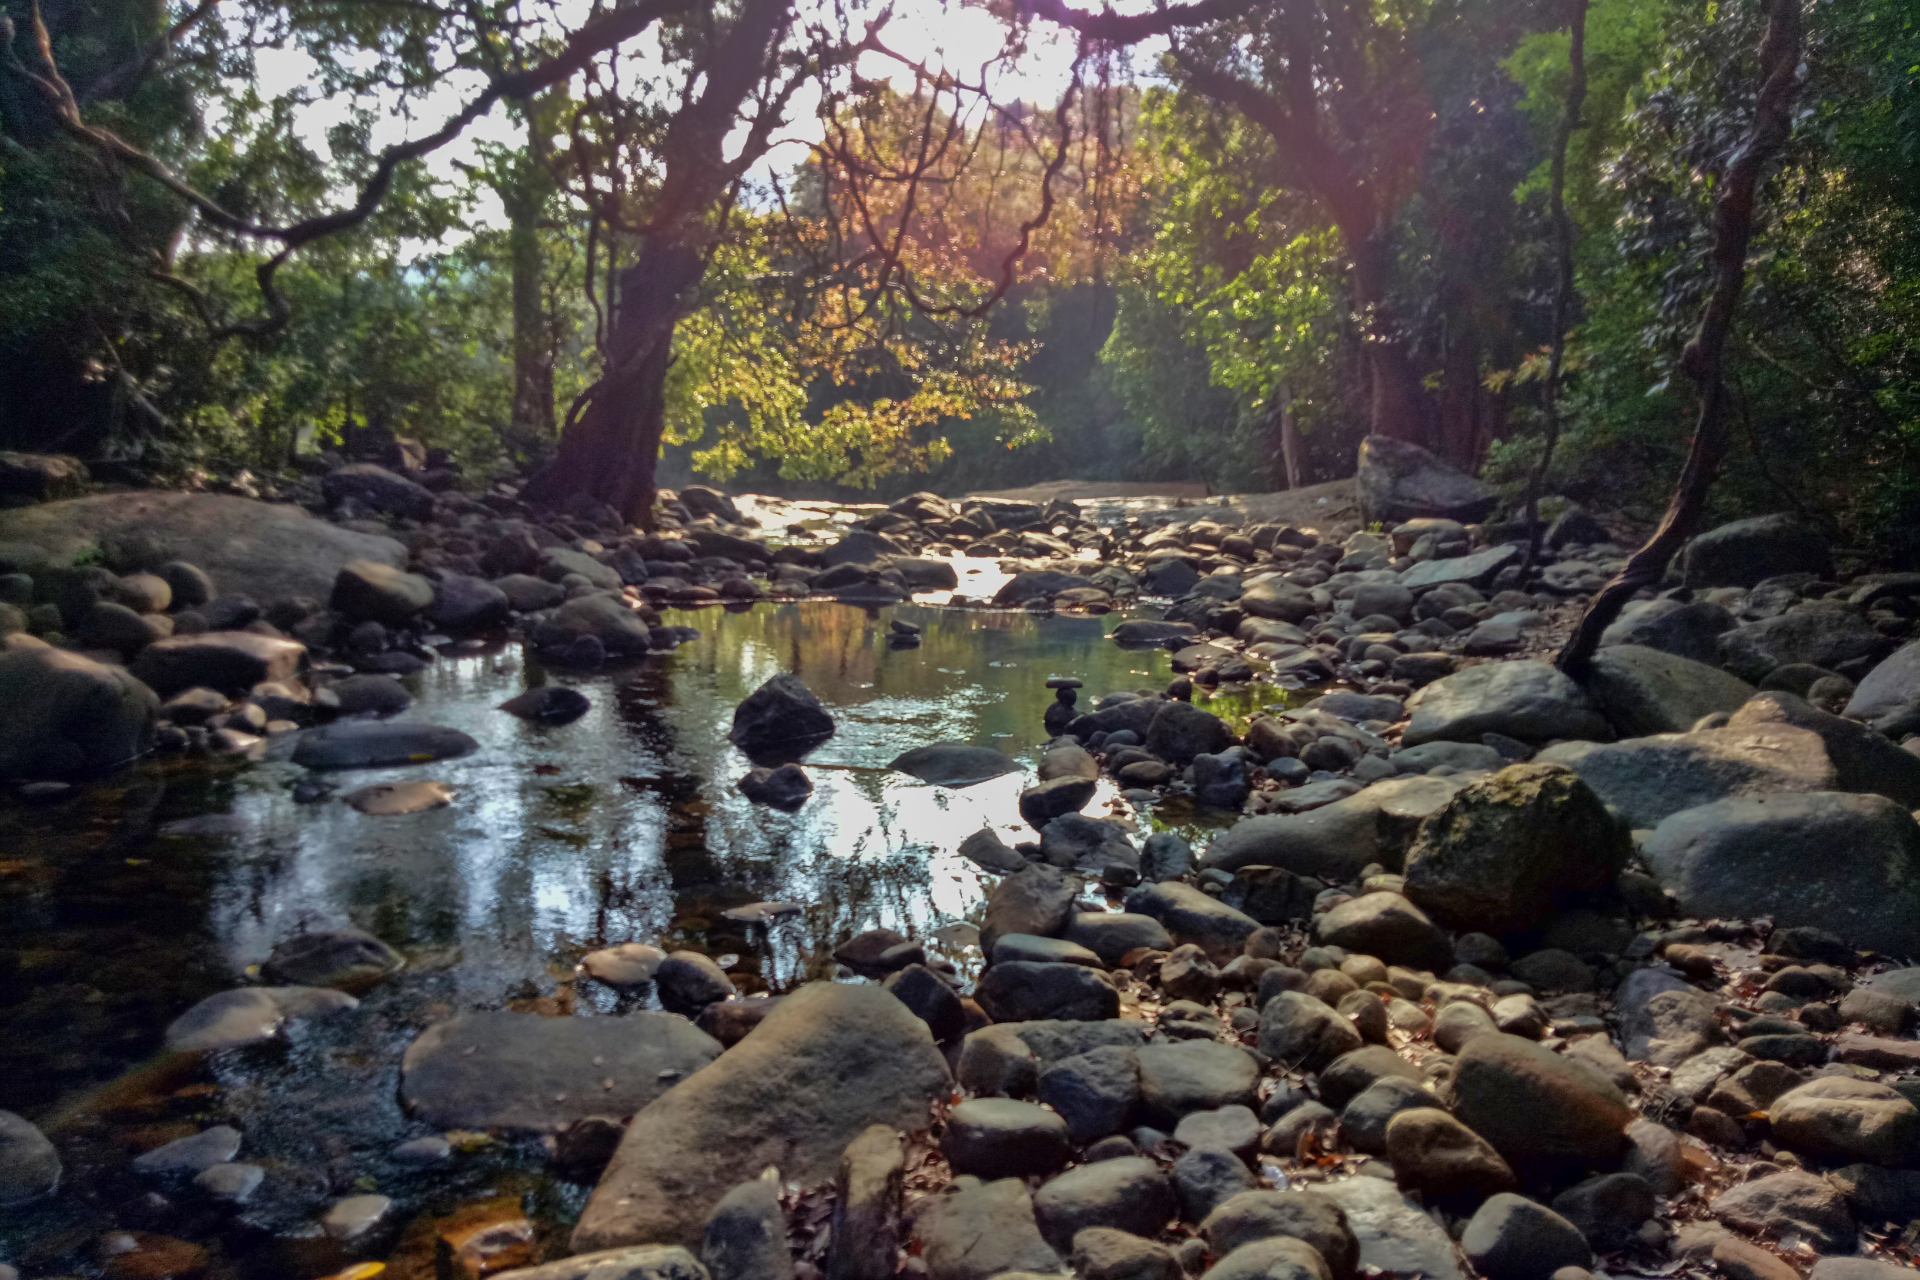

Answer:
[322,1193,392,1240]
[399,1009,723,1131]
[498,685,592,725]
[290,720,479,770]
[580,943,665,987]
[132,1125,241,1176]
[887,742,1022,786]
[192,1162,264,1202]
[344,780,455,815]
[163,986,358,1053]
[721,901,803,925]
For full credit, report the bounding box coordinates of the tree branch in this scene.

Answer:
[1016,0,1250,44]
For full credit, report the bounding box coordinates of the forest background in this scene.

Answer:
[2,0,1916,554]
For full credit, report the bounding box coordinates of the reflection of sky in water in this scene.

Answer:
[201,598,1181,1008]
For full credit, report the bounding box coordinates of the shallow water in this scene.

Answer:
[3,592,1317,1276]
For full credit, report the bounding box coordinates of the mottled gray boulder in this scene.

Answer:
[573,983,949,1250]
[976,962,1118,1023]
[1038,1046,1140,1143]
[1402,661,1609,747]
[911,1179,1060,1280]
[726,672,835,762]
[1712,1172,1856,1255]
[1845,639,1920,737]
[1402,763,1629,933]
[1311,893,1447,968]
[1031,1157,1175,1253]
[1642,791,1920,956]
[1769,1077,1920,1167]
[981,865,1079,955]
[0,1111,60,1205]
[1316,1176,1467,1280]
[1200,775,1470,880]
[1135,1040,1260,1126]
[0,646,156,779]
[1257,993,1362,1073]
[1584,645,1757,737]
[1123,881,1260,960]
[401,1010,722,1132]
[130,630,304,697]
[702,1179,793,1280]
[533,593,656,659]
[1720,611,1884,684]
[1537,725,1833,829]
[1728,690,1920,808]
[1600,597,1737,665]
[1399,544,1519,591]
[1355,434,1497,528]
[943,1099,1070,1180]
[1682,513,1832,589]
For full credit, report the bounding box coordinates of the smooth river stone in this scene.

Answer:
[290,721,479,769]
[343,780,455,815]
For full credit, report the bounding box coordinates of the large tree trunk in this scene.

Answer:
[520,237,705,526]
[1351,234,1439,453]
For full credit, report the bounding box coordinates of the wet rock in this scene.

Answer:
[1258,992,1363,1073]
[737,763,811,810]
[581,942,665,988]
[911,1177,1060,1280]
[344,779,455,814]
[1643,791,1920,955]
[1145,700,1235,765]
[977,961,1117,1023]
[164,985,356,1053]
[702,1178,792,1280]
[1552,1172,1656,1251]
[725,672,836,763]
[993,934,1103,968]
[0,1111,61,1204]
[1318,1175,1466,1280]
[980,866,1079,956]
[331,559,433,626]
[329,672,413,716]
[0,646,157,779]
[1124,881,1260,960]
[132,1125,241,1177]
[1461,1194,1592,1280]
[401,1009,721,1131]
[575,983,949,1249]
[1448,1033,1631,1173]
[945,1098,1071,1178]
[426,570,510,631]
[1537,725,1834,829]
[1312,892,1447,968]
[888,743,1021,786]
[958,827,1028,873]
[1019,775,1098,827]
[1032,1156,1175,1252]
[1040,814,1139,877]
[1584,645,1758,737]
[498,685,591,725]
[1135,1040,1260,1126]
[193,1161,264,1203]
[1720,611,1883,685]
[533,593,656,658]
[1112,619,1199,646]
[322,1191,393,1239]
[1402,660,1609,747]
[833,928,919,976]
[1712,1171,1856,1255]
[655,952,737,1014]
[1769,1077,1920,1166]
[261,927,403,989]
[291,720,478,769]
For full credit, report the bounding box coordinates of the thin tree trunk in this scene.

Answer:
[1522,0,1589,578]
[1557,0,1801,675]
[508,105,555,451]
[1280,383,1304,490]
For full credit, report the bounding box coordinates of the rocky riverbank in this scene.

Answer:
[4,435,1920,1280]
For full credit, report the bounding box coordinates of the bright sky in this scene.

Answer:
[250,0,1154,237]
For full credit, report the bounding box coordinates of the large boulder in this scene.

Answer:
[1402,764,1629,933]
[1719,611,1884,684]
[1845,639,1920,737]
[0,451,87,502]
[981,865,1079,955]
[322,462,436,519]
[1144,701,1234,765]
[573,982,949,1251]
[1200,775,1472,880]
[1600,598,1737,665]
[1402,661,1609,747]
[1681,513,1832,589]
[1399,545,1519,591]
[1536,724,1834,830]
[1727,691,1920,808]
[0,491,409,603]
[975,962,1118,1023]
[887,744,1020,787]
[401,1011,722,1131]
[1583,645,1757,737]
[1640,791,1920,956]
[129,631,305,697]
[726,673,836,763]
[1446,1034,1631,1173]
[532,593,656,658]
[0,647,157,779]
[331,560,434,625]
[1355,435,1497,528]
[1768,1077,1920,1167]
